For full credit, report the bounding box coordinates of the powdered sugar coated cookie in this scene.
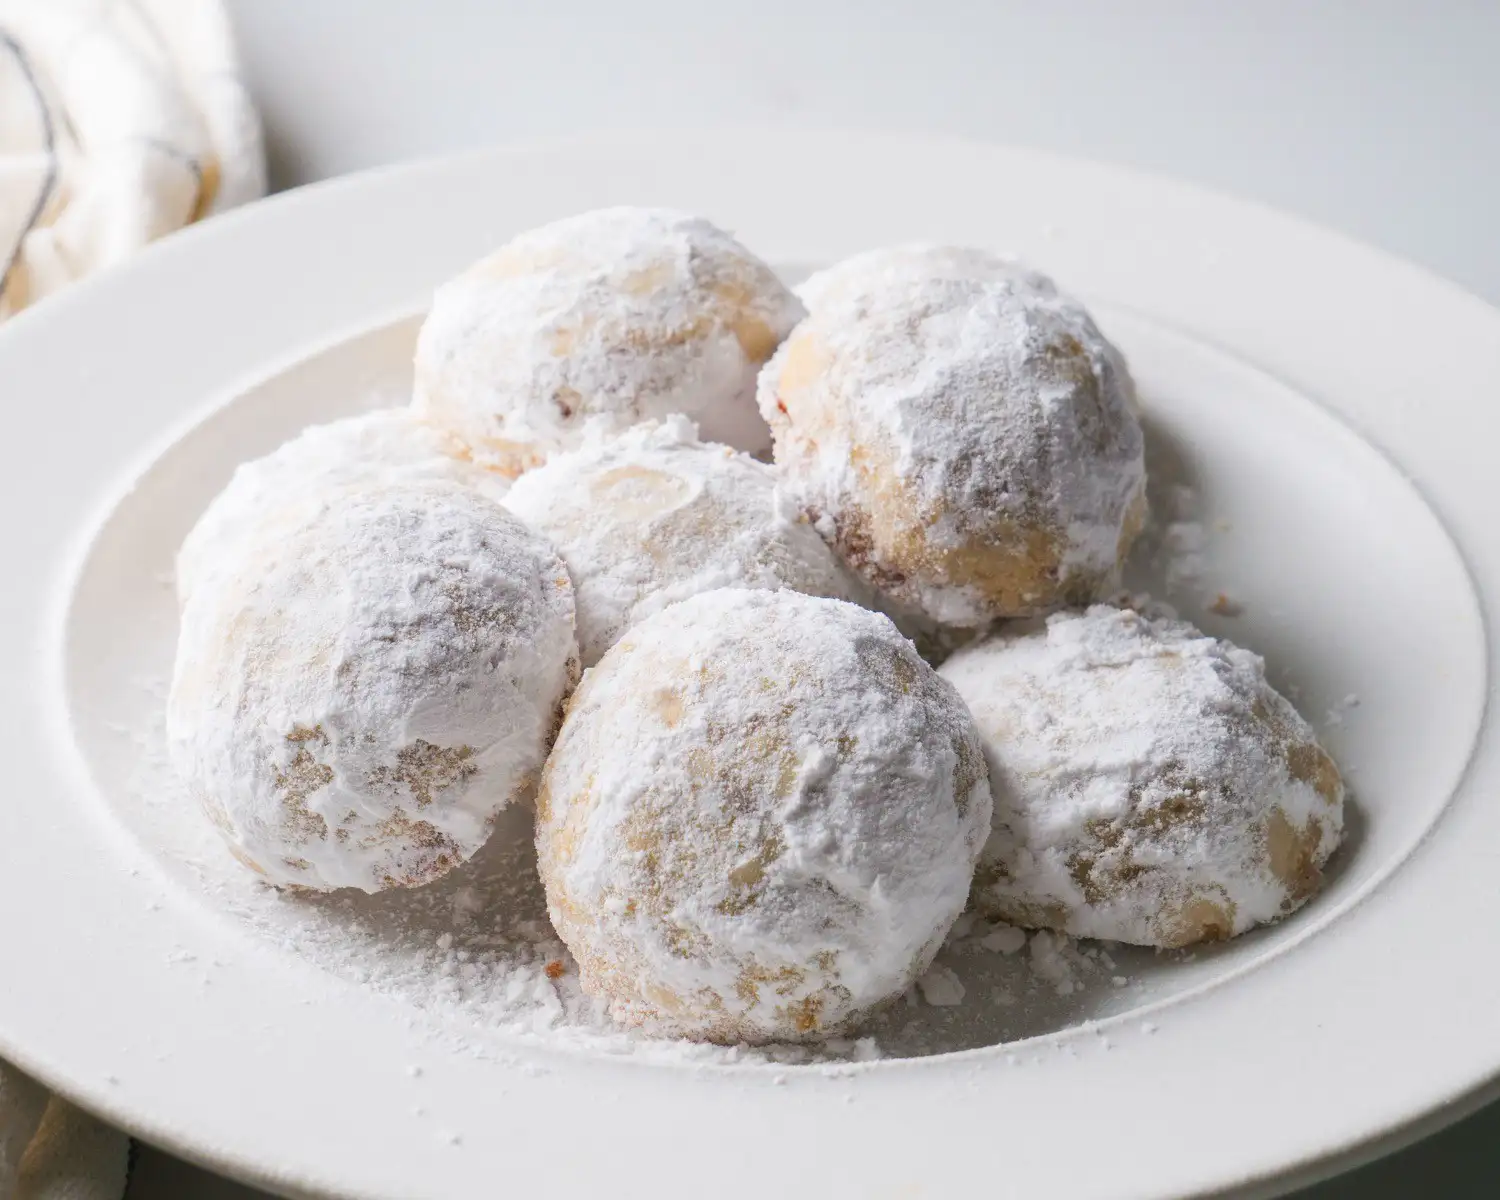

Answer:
[760,266,1146,626]
[940,605,1344,947]
[168,479,578,892]
[503,416,855,666]
[414,207,803,474]
[536,588,992,1043]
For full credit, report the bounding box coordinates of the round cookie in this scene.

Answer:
[536,588,992,1044]
[413,207,804,474]
[758,270,1146,626]
[176,408,508,606]
[796,243,1052,313]
[168,479,578,893]
[939,605,1345,948]
[502,416,856,667]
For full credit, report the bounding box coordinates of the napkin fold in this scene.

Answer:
[0,0,263,1194]
[1,0,264,321]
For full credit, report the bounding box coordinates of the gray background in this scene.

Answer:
[129,1,1500,1194]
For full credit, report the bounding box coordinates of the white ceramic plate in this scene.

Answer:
[1,132,1497,1200]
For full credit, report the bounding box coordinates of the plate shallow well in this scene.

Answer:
[3,133,1498,1199]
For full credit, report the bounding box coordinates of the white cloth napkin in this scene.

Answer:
[0,1,263,1194]
[0,0,264,321]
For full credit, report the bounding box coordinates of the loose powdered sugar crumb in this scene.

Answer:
[916,965,966,1007]
[979,926,1027,955]
[1324,693,1361,729]
[1028,932,1081,997]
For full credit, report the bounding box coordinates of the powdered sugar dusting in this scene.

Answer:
[794,243,1055,313]
[175,408,510,606]
[115,664,1180,1065]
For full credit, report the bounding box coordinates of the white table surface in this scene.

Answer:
[127,2,1500,1195]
